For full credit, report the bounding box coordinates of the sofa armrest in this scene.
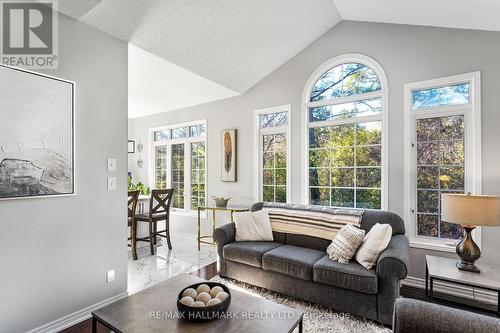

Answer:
[213,223,236,258]
[376,234,409,280]
[375,234,409,324]
[393,298,500,333]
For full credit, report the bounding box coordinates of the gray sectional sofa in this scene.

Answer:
[213,202,409,325]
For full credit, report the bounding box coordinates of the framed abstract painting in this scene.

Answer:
[0,65,75,199]
[221,128,237,182]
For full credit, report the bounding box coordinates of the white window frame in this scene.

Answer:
[253,104,291,203]
[404,72,481,252]
[301,54,389,209]
[149,119,208,215]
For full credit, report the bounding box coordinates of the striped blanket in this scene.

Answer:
[261,203,364,240]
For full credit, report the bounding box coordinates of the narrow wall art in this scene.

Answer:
[221,128,237,182]
[0,65,75,199]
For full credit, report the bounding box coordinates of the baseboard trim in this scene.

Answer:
[26,291,128,333]
[402,276,497,305]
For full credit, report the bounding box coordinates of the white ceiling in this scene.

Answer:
[56,0,500,118]
[60,0,340,94]
[333,0,500,32]
[128,44,238,119]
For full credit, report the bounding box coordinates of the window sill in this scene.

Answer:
[410,240,458,253]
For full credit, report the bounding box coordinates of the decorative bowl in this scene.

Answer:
[177,282,231,321]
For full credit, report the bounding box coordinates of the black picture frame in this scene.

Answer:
[128,140,135,153]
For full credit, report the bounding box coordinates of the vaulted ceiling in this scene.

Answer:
[56,0,500,117]
[59,0,341,94]
[333,0,500,32]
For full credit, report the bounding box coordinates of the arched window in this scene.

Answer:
[302,54,388,209]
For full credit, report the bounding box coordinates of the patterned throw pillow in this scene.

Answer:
[326,224,365,264]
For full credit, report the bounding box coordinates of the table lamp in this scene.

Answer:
[441,193,500,273]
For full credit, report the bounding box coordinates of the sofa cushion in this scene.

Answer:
[223,242,283,268]
[262,245,325,281]
[313,255,378,294]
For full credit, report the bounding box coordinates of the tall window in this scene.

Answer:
[191,142,206,209]
[254,105,290,203]
[404,72,481,251]
[303,55,388,209]
[151,120,207,211]
[171,144,185,208]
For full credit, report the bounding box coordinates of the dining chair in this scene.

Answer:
[127,190,140,260]
[136,189,174,255]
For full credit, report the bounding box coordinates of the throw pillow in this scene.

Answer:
[355,223,392,269]
[326,224,365,264]
[234,210,274,241]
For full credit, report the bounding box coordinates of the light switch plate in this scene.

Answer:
[106,270,115,283]
[107,158,117,171]
[107,177,117,190]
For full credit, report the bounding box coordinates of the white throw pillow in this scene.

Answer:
[234,210,274,241]
[326,224,365,264]
[355,223,392,270]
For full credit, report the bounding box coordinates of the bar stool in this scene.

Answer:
[135,189,174,255]
[127,190,140,260]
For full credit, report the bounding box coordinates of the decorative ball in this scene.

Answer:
[182,288,198,299]
[206,298,221,306]
[196,292,212,304]
[215,291,229,302]
[179,296,194,306]
[196,284,210,294]
[209,286,224,298]
[191,301,205,307]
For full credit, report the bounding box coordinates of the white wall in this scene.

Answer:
[0,13,128,333]
[129,20,500,280]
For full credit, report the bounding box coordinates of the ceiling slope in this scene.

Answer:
[333,0,500,32]
[59,0,341,94]
[128,44,238,118]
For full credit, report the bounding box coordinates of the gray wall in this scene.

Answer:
[0,14,128,333]
[129,20,500,280]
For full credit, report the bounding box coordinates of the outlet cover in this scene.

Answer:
[106,270,115,283]
[107,158,117,171]
[107,177,117,190]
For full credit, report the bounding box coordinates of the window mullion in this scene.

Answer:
[354,124,357,208]
[309,114,382,128]
[185,141,191,210]
[166,144,172,189]
[307,91,382,108]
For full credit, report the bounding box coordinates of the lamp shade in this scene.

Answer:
[441,194,500,227]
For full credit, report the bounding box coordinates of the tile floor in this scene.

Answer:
[127,233,217,294]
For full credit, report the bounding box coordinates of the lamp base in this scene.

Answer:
[456,261,480,273]
[455,226,481,274]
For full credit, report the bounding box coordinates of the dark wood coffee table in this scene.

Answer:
[92,273,303,333]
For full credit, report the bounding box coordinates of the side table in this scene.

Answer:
[425,255,500,314]
[196,205,249,251]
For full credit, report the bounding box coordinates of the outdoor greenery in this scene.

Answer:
[128,176,150,195]
[262,133,287,203]
[309,122,382,209]
[412,83,469,110]
[171,143,185,208]
[155,145,167,189]
[309,98,382,122]
[191,142,206,209]
[307,62,384,209]
[416,115,465,239]
[310,63,380,102]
